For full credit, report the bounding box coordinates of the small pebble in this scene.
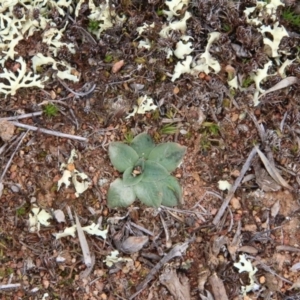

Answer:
[260,276,266,284]
[11,185,20,193]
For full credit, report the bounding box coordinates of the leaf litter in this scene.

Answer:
[1,0,300,299]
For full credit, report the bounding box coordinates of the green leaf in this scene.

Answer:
[148,143,187,172]
[160,176,182,206]
[108,142,139,172]
[134,181,163,207]
[123,166,144,186]
[130,133,155,158]
[107,179,136,208]
[142,161,169,182]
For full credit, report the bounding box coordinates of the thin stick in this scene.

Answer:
[0,283,21,290]
[57,78,96,98]
[0,131,28,181]
[0,112,43,121]
[213,146,257,226]
[66,205,75,226]
[160,214,172,248]
[10,121,87,142]
[129,222,154,236]
[75,212,92,267]
[246,109,265,142]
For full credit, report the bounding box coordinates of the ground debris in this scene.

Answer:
[159,265,191,300]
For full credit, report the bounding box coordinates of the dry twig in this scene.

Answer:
[10,121,87,142]
[57,79,96,98]
[75,213,93,267]
[160,214,172,248]
[0,131,28,197]
[213,146,257,226]
[0,111,43,121]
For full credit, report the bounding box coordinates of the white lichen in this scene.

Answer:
[191,32,221,75]
[86,0,126,39]
[103,250,132,267]
[32,53,80,82]
[29,205,52,233]
[57,149,91,197]
[0,0,81,96]
[174,35,194,59]
[234,255,260,295]
[258,22,289,58]
[126,95,158,118]
[163,0,190,20]
[54,223,108,239]
[159,11,191,38]
[0,57,46,96]
[171,55,192,82]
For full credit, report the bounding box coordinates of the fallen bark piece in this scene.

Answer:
[208,272,229,300]
[159,265,191,300]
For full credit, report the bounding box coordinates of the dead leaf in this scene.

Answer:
[289,278,300,290]
[198,268,210,292]
[244,224,257,232]
[270,200,280,218]
[230,197,241,210]
[53,209,66,223]
[199,290,214,300]
[192,172,200,182]
[238,245,258,255]
[274,253,286,271]
[0,120,15,141]
[112,60,124,73]
[258,76,299,100]
[290,262,300,272]
[255,146,293,191]
[208,273,229,300]
[121,236,149,254]
[173,86,180,94]
[228,221,241,260]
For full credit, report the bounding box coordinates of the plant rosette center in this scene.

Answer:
[107,133,186,208]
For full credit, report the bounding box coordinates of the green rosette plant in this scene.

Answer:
[107,133,186,208]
